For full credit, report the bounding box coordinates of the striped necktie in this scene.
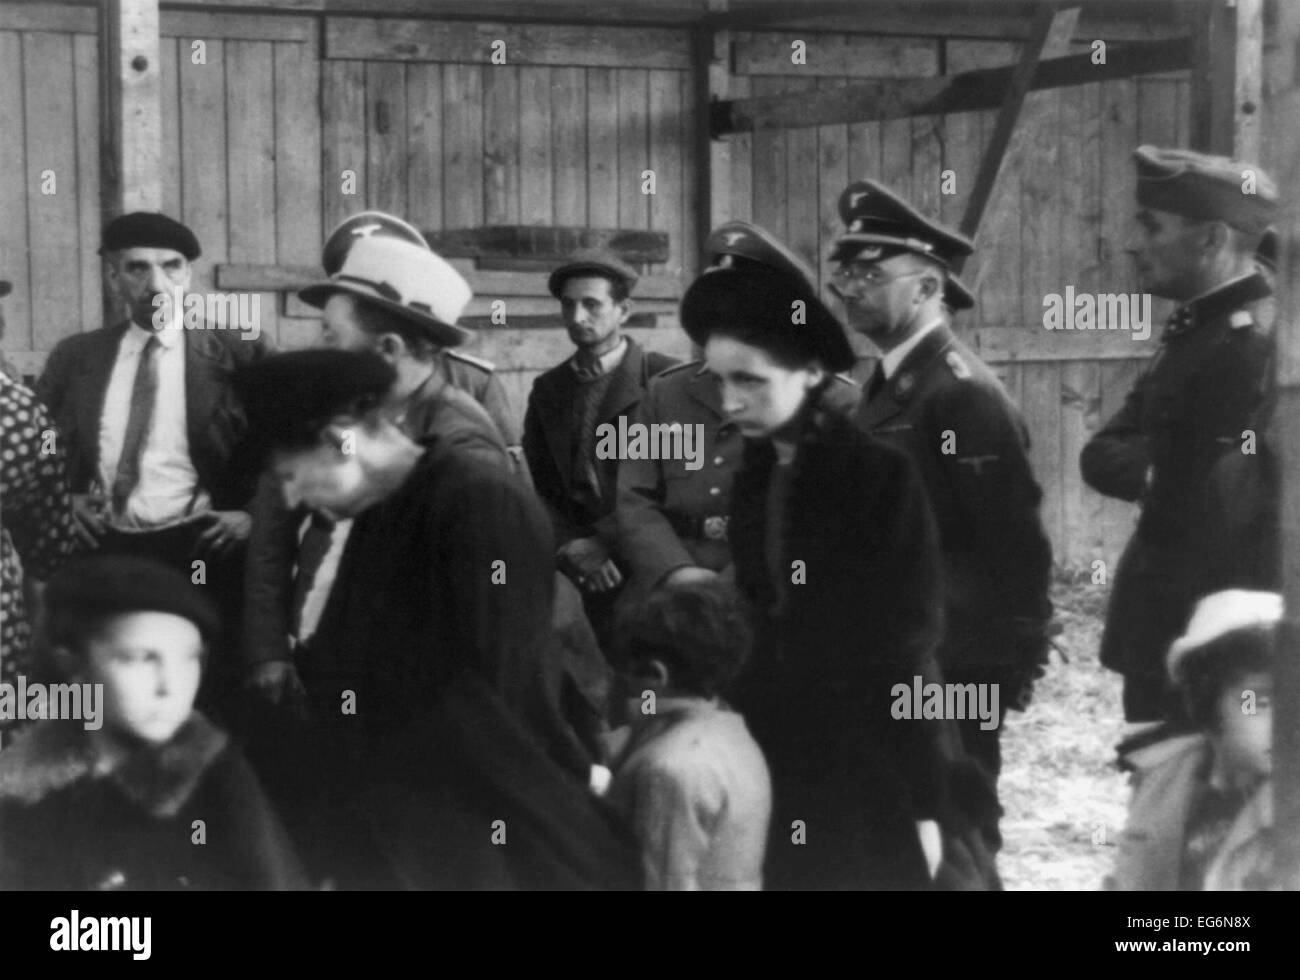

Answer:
[111,335,162,514]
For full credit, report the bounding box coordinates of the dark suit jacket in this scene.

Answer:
[35,321,268,511]
[855,323,1052,669]
[523,337,678,548]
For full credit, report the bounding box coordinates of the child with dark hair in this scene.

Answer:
[605,581,771,890]
[1111,590,1289,890]
[0,555,307,890]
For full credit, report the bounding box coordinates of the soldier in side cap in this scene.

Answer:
[35,212,269,721]
[1081,146,1278,724]
[615,222,859,606]
[830,179,1054,813]
[524,248,681,649]
[234,349,637,889]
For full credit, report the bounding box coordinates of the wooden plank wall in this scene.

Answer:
[728,30,1192,569]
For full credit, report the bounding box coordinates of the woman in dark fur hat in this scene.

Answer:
[685,265,948,890]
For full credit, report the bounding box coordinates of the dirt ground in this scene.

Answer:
[997,567,1132,890]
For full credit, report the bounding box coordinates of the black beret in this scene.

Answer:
[681,267,856,374]
[45,555,221,641]
[547,249,639,298]
[1134,145,1278,235]
[234,349,396,452]
[100,212,201,261]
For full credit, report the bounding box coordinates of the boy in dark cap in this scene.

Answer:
[35,212,268,721]
[0,555,306,890]
[524,250,680,649]
[236,348,637,889]
[1081,147,1278,723]
[830,179,1055,824]
[615,222,858,607]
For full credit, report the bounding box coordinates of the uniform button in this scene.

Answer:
[713,456,724,465]
[709,487,721,496]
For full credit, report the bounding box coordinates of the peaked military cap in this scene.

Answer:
[100,212,201,261]
[46,555,221,641]
[1134,145,1277,236]
[547,249,639,298]
[235,349,396,453]
[704,221,819,292]
[322,211,429,277]
[831,179,973,268]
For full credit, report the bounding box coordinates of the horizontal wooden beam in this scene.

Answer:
[968,326,1159,363]
[160,10,313,41]
[458,312,659,330]
[423,226,670,262]
[325,15,693,69]
[712,36,1192,133]
[731,31,939,77]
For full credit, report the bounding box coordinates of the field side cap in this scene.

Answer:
[1134,145,1278,236]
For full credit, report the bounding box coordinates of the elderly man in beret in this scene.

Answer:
[524,250,680,647]
[830,180,1054,826]
[235,348,636,889]
[1081,146,1278,723]
[615,222,858,606]
[35,213,267,716]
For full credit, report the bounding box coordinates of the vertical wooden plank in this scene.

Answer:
[939,41,979,233]
[225,40,276,341]
[750,76,788,242]
[816,76,850,291]
[616,68,650,239]
[0,31,29,348]
[157,36,180,221]
[366,60,407,217]
[74,31,103,334]
[519,65,553,226]
[1098,77,1137,316]
[911,114,943,227]
[482,63,519,226]
[1137,76,1180,326]
[727,72,753,224]
[679,64,699,280]
[551,65,586,227]
[406,62,443,231]
[1019,87,1062,333]
[275,34,321,349]
[785,76,820,276]
[648,69,683,278]
[180,38,227,268]
[442,64,483,230]
[846,85,880,183]
[1021,361,1064,562]
[586,67,618,228]
[321,59,366,232]
[103,0,162,215]
[25,32,80,351]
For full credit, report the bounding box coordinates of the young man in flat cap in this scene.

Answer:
[236,349,636,889]
[524,250,680,646]
[35,212,268,714]
[830,179,1054,806]
[1081,146,1278,724]
[615,222,858,606]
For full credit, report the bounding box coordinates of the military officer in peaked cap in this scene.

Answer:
[615,221,859,607]
[1082,146,1278,723]
[830,179,1054,807]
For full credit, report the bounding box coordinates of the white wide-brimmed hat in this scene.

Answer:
[1167,589,1282,682]
[299,235,474,348]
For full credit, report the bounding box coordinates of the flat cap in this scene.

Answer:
[704,221,819,292]
[321,211,429,277]
[45,555,221,641]
[0,280,10,298]
[681,267,856,374]
[1167,589,1282,683]
[235,349,396,453]
[1134,145,1277,235]
[831,179,973,267]
[547,249,639,298]
[100,212,201,261]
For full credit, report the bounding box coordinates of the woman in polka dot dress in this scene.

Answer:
[1,372,76,746]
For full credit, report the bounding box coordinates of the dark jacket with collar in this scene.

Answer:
[855,322,1053,669]
[616,361,859,599]
[35,321,269,511]
[1080,274,1274,679]
[523,336,679,548]
[727,397,946,890]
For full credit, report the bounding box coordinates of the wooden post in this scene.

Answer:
[1189,0,1236,154]
[1234,0,1264,161]
[704,1,730,247]
[1263,0,1300,887]
[101,0,162,217]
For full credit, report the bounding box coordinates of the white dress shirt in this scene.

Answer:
[98,320,211,528]
[881,317,946,379]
